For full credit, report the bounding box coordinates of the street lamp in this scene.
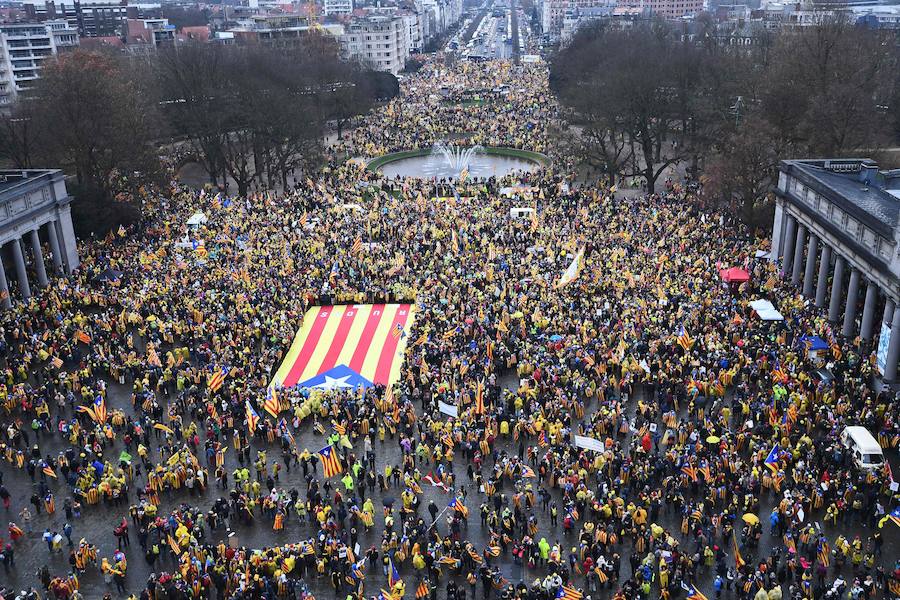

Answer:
[730,95,744,127]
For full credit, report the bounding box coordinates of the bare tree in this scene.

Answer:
[760,14,896,156]
[155,43,230,186]
[155,36,369,194]
[0,103,36,169]
[550,23,633,185]
[30,49,161,204]
[703,117,784,227]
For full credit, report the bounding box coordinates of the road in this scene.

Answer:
[0,372,895,598]
[445,0,538,62]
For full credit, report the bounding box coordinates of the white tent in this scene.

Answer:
[186,212,208,228]
[749,299,784,321]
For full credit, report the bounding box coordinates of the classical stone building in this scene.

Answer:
[0,169,78,308]
[771,158,900,382]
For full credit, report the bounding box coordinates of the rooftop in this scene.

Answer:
[779,158,900,237]
[0,169,63,198]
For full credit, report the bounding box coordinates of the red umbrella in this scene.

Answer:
[719,267,750,283]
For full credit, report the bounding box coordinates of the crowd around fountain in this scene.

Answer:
[0,57,894,600]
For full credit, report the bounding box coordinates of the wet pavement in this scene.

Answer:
[0,369,896,599]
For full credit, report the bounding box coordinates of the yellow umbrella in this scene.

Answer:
[742,513,760,525]
[706,436,721,444]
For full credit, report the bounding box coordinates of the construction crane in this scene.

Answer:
[307,0,320,27]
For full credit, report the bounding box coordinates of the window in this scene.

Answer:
[832,208,843,225]
[862,228,874,246]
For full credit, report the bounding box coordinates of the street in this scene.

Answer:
[0,371,894,599]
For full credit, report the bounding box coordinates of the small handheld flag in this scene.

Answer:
[388,559,401,588]
[732,532,745,569]
[474,379,485,415]
[318,445,343,478]
[764,443,781,473]
[208,367,228,393]
[448,497,469,518]
[686,586,709,600]
[676,326,695,352]
[263,387,280,419]
[245,401,261,433]
[556,585,583,600]
[92,397,107,424]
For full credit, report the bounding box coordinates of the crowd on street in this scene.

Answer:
[0,59,896,600]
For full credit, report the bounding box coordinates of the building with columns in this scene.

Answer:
[771,158,900,383]
[0,169,78,308]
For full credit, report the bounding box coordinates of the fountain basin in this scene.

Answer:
[367,147,549,180]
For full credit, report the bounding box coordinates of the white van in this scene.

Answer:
[840,426,884,471]
[509,207,534,220]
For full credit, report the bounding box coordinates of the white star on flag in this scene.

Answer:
[314,375,354,390]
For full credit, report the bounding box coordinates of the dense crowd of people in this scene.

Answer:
[0,58,896,600]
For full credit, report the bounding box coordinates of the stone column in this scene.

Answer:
[57,205,80,273]
[828,255,845,323]
[860,282,878,342]
[30,229,48,287]
[53,220,69,274]
[0,257,10,310]
[884,307,900,383]
[791,224,806,286]
[815,244,831,308]
[782,215,796,276]
[842,268,860,337]
[802,233,818,297]
[11,238,30,300]
[771,200,785,263]
[883,298,896,335]
[46,220,63,274]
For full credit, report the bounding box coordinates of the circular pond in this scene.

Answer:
[369,146,547,180]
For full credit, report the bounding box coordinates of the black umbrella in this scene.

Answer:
[382,496,395,507]
[96,268,123,283]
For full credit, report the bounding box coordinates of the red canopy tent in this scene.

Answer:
[719,267,750,283]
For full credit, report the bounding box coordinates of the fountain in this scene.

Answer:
[369,143,547,180]
[431,141,485,177]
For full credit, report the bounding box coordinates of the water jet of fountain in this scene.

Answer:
[431,141,484,177]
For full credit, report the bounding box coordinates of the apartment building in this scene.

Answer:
[340,14,408,74]
[616,0,703,18]
[0,19,78,104]
[324,0,354,16]
[124,17,175,48]
[26,1,129,37]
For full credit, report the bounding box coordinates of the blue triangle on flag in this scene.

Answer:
[298,364,373,390]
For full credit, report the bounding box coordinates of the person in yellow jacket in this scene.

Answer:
[658,559,669,590]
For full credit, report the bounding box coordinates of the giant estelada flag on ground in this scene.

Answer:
[272,304,415,390]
